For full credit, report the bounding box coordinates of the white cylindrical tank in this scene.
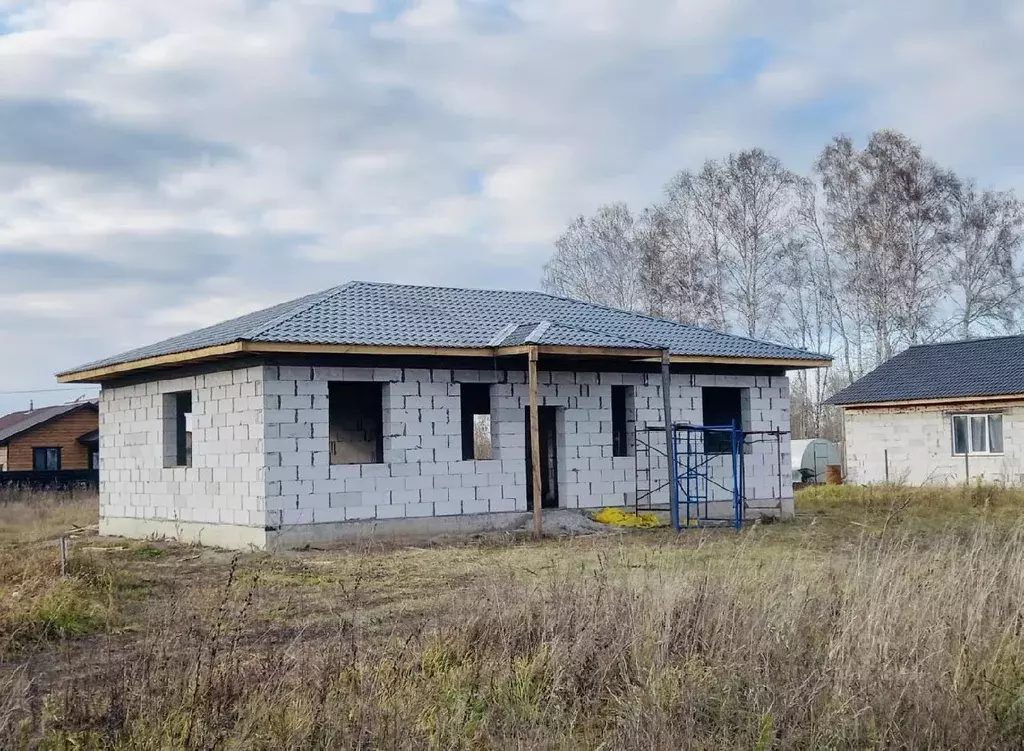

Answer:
[791,439,841,484]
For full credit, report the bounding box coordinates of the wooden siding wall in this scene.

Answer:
[0,446,7,471]
[4,409,98,471]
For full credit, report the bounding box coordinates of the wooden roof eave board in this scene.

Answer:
[840,393,1024,410]
[57,340,831,383]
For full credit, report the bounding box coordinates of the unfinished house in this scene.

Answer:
[57,282,830,549]
[829,336,1024,484]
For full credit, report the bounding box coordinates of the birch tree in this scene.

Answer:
[716,149,803,339]
[541,202,648,311]
[942,178,1024,338]
[784,183,839,438]
[815,135,870,381]
[642,165,728,328]
[815,130,949,369]
[540,128,1024,414]
[858,130,949,352]
[653,151,803,337]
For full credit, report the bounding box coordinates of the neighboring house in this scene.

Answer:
[57,281,829,549]
[828,336,1024,485]
[0,400,100,473]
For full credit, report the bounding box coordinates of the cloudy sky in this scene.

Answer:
[1,0,1023,414]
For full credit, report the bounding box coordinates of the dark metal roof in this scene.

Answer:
[827,335,1024,406]
[61,281,829,375]
[0,400,98,445]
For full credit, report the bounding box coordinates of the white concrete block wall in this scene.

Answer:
[845,404,1024,485]
[264,365,526,527]
[99,362,792,545]
[634,373,792,515]
[98,365,267,536]
[262,366,792,528]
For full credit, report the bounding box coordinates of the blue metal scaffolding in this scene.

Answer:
[636,422,759,531]
[671,422,744,531]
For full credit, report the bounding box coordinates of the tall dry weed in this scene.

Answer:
[6,520,1024,749]
[0,490,97,544]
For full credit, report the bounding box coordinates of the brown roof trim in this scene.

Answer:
[670,354,831,369]
[59,342,248,383]
[58,340,831,384]
[841,393,1024,410]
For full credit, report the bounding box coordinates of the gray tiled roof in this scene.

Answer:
[0,400,98,445]
[62,281,829,374]
[827,335,1024,406]
[497,321,657,349]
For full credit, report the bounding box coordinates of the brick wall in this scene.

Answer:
[845,403,1024,484]
[5,407,98,471]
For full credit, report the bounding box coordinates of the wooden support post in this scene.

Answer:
[528,346,543,537]
[59,536,68,577]
[662,351,680,531]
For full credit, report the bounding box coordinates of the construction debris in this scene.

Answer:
[507,510,615,536]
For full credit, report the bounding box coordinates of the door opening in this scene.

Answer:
[525,406,559,510]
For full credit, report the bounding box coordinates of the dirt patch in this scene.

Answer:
[505,509,622,536]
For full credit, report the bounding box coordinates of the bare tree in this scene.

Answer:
[783,183,838,438]
[642,166,728,328]
[858,131,949,353]
[653,151,803,337]
[540,128,1024,433]
[716,149,803,339]
[815,135,870,381]
[815,131,949,371]
[542,203,647,311]
[940,178,1024,339]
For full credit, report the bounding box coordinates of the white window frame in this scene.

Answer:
[951,413,1004,456]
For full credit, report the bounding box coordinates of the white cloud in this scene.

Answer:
[1,0,1024,413]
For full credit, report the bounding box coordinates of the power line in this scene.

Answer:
[0,387,99,396]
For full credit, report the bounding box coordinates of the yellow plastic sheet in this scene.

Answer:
[592,507,665,528]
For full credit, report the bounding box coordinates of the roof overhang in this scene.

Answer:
[667,354,830,369]
[58,340,831,384]
[836,392,1024,410]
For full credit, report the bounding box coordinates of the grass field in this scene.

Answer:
[3,484,1024,749]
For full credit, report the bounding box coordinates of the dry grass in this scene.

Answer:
[799,480,1024,515]
[3,485,1024,748]
[0,491,139,658]
[0,489,97,545]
